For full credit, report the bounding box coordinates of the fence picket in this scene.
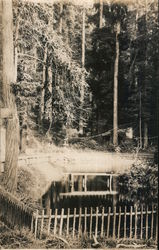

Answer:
[130,206,132,239]
[40,209,44,239]
[101,207,104,237]
[73,208,76,238]
[146,206,148,240]
[118,206,121,239]
[84,207,87,236]
[89,207,93,239]
[107,207,111,238]
[30,213,34,233]
[113,206,116,239]
[78,207,82,238]
[140,205,143,239]
[124,206,127,239]
[150,205,154,239]
[134,205,137,240]
[66,208,70,236]
[59,208,64,236]
[53,209,58,235]
[95,207,99,238]
[34,210,39,239]
[155,208,158,243]
[47,209,52,236]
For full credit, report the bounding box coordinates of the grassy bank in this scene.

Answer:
[0,221,157,249]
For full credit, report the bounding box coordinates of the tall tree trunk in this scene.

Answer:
[59,3,63,34]
[135,0,139,34]
[1,0,19,193]
[99,0,103,28]
[45,65,53,135]
[113,22,120,146]
[98,0,103,134]
[40,44,47,123]
[81,7,85,68]
[144,122,148,148]
[143,0,148,149]
[32,46,37,75]
[79,6,85,135]
[139,91,142,148]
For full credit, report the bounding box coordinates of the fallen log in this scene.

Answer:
[54,235,69,247]
[116,243,147,248]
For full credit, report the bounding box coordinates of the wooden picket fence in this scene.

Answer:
[32,205,158,241]
[0,185,33,229]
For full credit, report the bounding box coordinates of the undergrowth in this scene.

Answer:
[0,221,157,249]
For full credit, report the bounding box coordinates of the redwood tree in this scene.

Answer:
[1,0,19,193]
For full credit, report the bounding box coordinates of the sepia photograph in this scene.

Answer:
[0,0,158,249]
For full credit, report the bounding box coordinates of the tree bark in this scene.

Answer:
[113,22,120,146]
[1,0,19,193]
[14,14,19,82]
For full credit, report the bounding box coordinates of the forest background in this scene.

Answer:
[11,0,158,151]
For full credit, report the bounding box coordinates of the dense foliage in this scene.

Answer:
[11,0,158,149]
[12,1,91,144]
[118,160,158,205]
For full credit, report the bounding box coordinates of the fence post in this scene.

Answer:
[71,174,74,192]
[155,207,158,243]
[84,207,87,237]
[53,209,58,236]
[117,206,121,239]
[40,209,44,239]
[101,207,104,237]
[59,208,64,236]
[150,204,154,239]
[140,205,143,239]
[34,210,39,239]
[73,208,76,238]
[130,206,132,239]
[47,209,52,236]
[31,213,34,233]
[66,208,70,236]
[146,206,148,240]
[78,207,82,238]
[95,207,99,238]
[113,206,116,239]
[89,207,93,239]
[134,205,137,240]
[107,207,111,238]
[124,206,127,239]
